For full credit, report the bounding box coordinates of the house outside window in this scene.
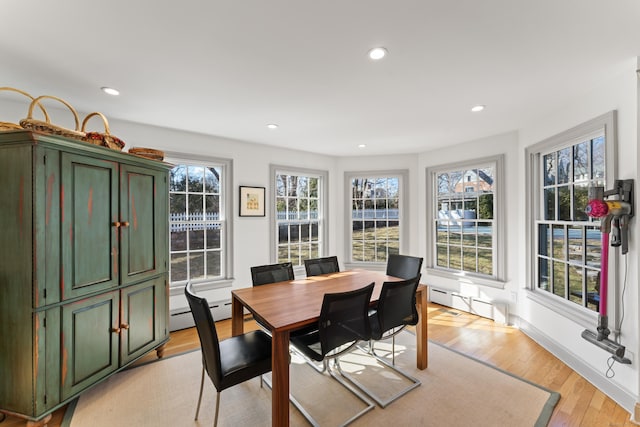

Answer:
[168,156,232,288]
[527,111,617,315]
[426,156,504,286]
[273,166,327,267]
[347,171,408,264]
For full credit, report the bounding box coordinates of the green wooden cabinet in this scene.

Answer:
[0,131,170,424]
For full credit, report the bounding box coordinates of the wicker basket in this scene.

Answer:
[81,112,125,151]
[0,87,50,131]
[128,147,164,161]
[19,95,85,140]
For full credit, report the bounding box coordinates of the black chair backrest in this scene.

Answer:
[319,282,374,356]
[184,283,222,389]
[251,262,294,286]
[373,278,420,337]
[304,256,340,277]
[386,254,423,281]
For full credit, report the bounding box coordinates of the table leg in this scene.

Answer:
[416,285,428,369]
[231,295,244,337]
[271,329,290,427]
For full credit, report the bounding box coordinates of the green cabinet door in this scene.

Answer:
[61,290,119,400]
[61,153,119,300]
[120,276,168,364]
[120,164,168,285]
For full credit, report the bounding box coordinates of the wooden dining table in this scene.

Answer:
[231,269,428,427]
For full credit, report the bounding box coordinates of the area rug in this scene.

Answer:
[63,331,559,427]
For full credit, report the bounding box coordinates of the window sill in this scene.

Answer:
[169,278,234,296]
[425,267,506,290]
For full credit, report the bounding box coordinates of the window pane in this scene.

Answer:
[188,195,203,220]
[573,142,588,182]
[206,224,220,250]
[558,186,571,221]
[478,248,492,275]
[586,269,600,312]
[462,246,477,273]
[171,229,187,251]
[592,136,605,180]
[585,227,601,268]
[205,195,219,216]
[189,227,204,251]
[436,245,448,268]
[478,222,492,248]
[568,226,583,263]
[568,265,583,305]
[188,166,204,192]
[552,261,566,298]
[170,167,187,192]
[205,167,220,193]
[538,257,550,291]
[573,184,588,221]
[557,147,571,184]
[553,225,565,260]
[189,252,205,280]
[206,251,221,278]
[544,188,555,220]
[538,224,550,257]
[544,153,555,186]
[170,194,186,216]
[170,253,187,282]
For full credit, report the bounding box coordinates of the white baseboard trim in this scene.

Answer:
[518,317,636,418]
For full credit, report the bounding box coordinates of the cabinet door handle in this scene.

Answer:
[110,327,121,334]
[121,221,130,227]
[120,323,130,330]
[112,221,121,228]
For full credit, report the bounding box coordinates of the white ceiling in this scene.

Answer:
[2,1,639,156]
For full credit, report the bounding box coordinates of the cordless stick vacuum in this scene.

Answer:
[582,179,633,364]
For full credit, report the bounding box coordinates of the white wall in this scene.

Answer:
[517,57,639,415]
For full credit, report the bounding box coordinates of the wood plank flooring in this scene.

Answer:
[1,302,635,426]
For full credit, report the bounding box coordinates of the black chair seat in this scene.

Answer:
[219,330,272,390]
[289,329,325,362]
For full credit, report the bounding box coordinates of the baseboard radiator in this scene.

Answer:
[429,287,508,324]
[169,299,232,331]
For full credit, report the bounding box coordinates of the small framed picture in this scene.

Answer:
[239,186,266,217]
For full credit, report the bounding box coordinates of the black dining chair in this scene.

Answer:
[289,283,376,425]
[386,254,423,281]
[251,261,295,286]
[303,255,340,277]
[345,278,421,407]
[185,283,272,427]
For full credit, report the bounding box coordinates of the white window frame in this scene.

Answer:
[425,155,505,288]
[270,165,328,272]
[525,111,617,327]
[165,151,233,295]
[344,170,409,268]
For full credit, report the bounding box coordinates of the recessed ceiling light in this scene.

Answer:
[266,123,279,130]
[101,87,120,96]
[358,144,367,149]
[471,105,485,112]
[368,47,387,60]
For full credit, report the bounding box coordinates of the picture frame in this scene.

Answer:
[239,186,266,217]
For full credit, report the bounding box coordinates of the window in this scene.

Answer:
[348,172,407,263]
[168,156,232,288]
[273,167,327,266]
[426,156,504,285]
[527,112,616,314]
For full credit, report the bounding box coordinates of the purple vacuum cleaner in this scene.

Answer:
[582,179,633,364]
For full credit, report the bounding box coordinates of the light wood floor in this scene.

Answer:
[1,302,635,426]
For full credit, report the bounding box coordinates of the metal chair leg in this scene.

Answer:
[213,392,221,427]
[195,366,205,420]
